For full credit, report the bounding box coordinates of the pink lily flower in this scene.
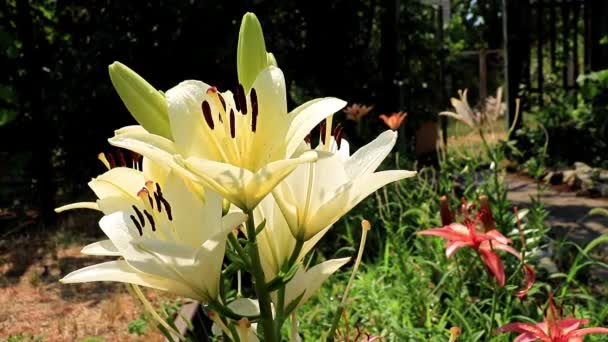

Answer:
[417,221,520,286]
[497,294,608,341]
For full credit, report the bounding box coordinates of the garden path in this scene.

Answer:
[506,173,608,278]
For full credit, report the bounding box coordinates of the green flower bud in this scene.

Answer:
[237,12,269,92]
[108,62,172,139]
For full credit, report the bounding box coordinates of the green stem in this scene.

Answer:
[487,282,499,338]
[244,212,278,341]
[275,238,304,337]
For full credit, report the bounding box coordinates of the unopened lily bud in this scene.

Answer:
[108,62,172,139]
[237,12,270,92]
[222,198,231,216]
[478,195,496,230]
[439,196,452,226]
[267,52,278,67]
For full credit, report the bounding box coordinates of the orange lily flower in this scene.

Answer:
[379,112,407,130]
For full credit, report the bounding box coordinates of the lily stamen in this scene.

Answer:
[201,100,215,129]
[236,83,248,114]
[250,87,258,132]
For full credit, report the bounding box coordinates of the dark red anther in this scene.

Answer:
[116,149,127,167]
[304,132,312,144]
[143,210,156,231]
[232,91,241,112]
[250,87,258,117]
[160,197,173,221]
[217,93,227,112]
[218,112,223,123]
[132,205,145,228]
[130,215,143,236]
[230,109,236,138]
[130,151,141,168]
[333,124,344,150]
[154,192,162,213]
[201,100,215,129]
[236,84,248,114]
[106,153,116,169]
[319,120,327,145]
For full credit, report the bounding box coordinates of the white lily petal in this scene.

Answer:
[284,257,350,308]
[99,212,179,280]
[161,171,221,247]
[185,157,252,209]
[55,202,99,213]
[109,132,180,171]
[165,80,215,159]
[222,212,247,232]
[89,167,145,200]
[285,97,347,157]
[60,260,199,299]
[344,130,397,179]
[186,150,318,210]
[81,239,120,256]
[306,170,416,239]
[227,298,261,317]
[245,151,318,210]
[115,125,148,135]
[192,230,231,300]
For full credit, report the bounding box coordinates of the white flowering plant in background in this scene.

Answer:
[57,13,416,341]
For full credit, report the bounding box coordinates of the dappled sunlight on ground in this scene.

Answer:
[0,236,164,341]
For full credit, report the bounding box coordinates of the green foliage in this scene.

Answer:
[127,317,148,336]
[80,338,106,342]
[301,124,607,340]
[514,69,608,168]
[3,334,43,342]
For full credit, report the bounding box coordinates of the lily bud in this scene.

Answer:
[237,12,270,92]
[222,198,231,216]
[478,195,496,231]
[439,195,452,226]
[108,62,172,139]
[267,52,278,67]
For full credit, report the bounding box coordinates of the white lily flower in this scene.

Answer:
[253,195,349,311]
[440,89,480,129]
[58,164,246,302]
[272,130,417,241]
[110,66,346,211]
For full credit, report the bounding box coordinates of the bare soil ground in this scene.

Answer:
[0,232,165,341]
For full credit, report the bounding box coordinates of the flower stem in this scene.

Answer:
[245,212,278,341]
[487,282,499,338]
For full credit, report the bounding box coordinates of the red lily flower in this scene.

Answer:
[417,221,520,286]
[497,294,608,341]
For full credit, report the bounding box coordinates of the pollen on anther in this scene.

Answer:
[229,109,236,138]
[138,187,154,208]
[236,84,247,114]
[201,100,215,129]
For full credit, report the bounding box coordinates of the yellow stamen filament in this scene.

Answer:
[341,220,370,305]
[130,284,185,340]
[208,310,233,339]
[324,115,334,151]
